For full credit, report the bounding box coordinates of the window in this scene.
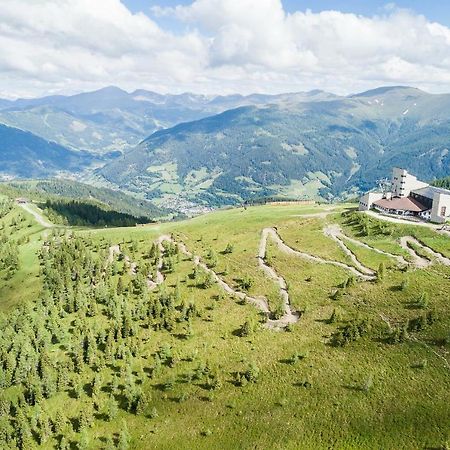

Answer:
[441,206,447,216]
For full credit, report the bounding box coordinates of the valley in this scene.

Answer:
[2,86,450,214]
[0,196,449,449]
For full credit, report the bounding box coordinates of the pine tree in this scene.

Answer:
[92,373,102,399]
[53,410,67,435]
[78,405,93,432]
[59,436,69,450]
[377,262,385,281]
[104,436,115,450]
[105,395,119,421]
[118,420,131,450]
[79,429,90,450]
[135,390,151,415]
[224,243,234,254]
[203,271,215,289]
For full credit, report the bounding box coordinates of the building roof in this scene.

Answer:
[373,196,428,212]
[412,185,450,199]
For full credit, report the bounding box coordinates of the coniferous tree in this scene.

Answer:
[118,420,131,450]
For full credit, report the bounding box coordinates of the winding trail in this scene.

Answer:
[105,221,449,330]
[324,223,450,270]
[18,202,54,228]
[399,236,450,268]
[155,235,290,328]
[365,210,450,238]
[323,224,376,276]
[258,229,300,326]
[107,244,138,275]
[324,224,408,268]
[139,233,298,329]
[263,228,376,281]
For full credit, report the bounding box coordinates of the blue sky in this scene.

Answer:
[124,0,450,26]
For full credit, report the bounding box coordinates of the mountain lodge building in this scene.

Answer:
[359,168,450,223]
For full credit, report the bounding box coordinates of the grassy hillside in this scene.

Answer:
[0,196,47,314]
[98,86,450,208]
[0,179,173,222]
[0,199,449,449]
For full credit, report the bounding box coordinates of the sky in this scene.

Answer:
[2,0,450,98]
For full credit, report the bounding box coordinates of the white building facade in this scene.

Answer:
[391,167,429,198]
[359,168,450,223]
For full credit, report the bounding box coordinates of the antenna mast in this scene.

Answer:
[376,177,391,195]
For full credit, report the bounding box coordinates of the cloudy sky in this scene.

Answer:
[1,0,450,98]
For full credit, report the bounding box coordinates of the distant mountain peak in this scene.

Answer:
[93,85,128,94]
[350,86,427,98]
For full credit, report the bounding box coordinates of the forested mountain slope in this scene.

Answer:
[0,179,173,221]
[0,87,337,154]
[98,86,450,207]
[0,124,95,178]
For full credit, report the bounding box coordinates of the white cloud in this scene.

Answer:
[1,0,450,98]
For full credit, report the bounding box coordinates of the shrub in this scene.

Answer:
[387,323,408,344]
[203,272,215,289]
[272,303,285,320]
[332,318,370,347]
[239,276,253,291]
[415,292,429,309]
[328,308,338,324]
[238,319,256,337]
[411,359,427,369]
[163,379,175,391]
[224,243,234,254]
[344,276,355,288]
[400,278,409,291]
[288,351,306,365]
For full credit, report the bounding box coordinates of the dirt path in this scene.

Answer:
[105,221,449,331]
[145,233,296,329]
[258,229,300,326]
[399,236,450,268]
[324,224,409,268]
[19,202,54,228]
[108,245,121,264]
[107,244,138,275]
[325,223,449,270]
[339,230,408,266]
[263,228,376,281]
[323,224,376,276]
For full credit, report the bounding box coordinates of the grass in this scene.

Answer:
[2,202,450,449]
[0,204,45,313]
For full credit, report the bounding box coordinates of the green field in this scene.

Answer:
[0,200,449,450]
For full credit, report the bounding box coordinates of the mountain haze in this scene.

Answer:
[0,87,338,156]
[0,124,95,179]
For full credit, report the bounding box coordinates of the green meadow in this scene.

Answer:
[0,200,449,450]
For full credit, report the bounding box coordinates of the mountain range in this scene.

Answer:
[0,87,336,155]
[96,86,450,206]
[1,85,450,211]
